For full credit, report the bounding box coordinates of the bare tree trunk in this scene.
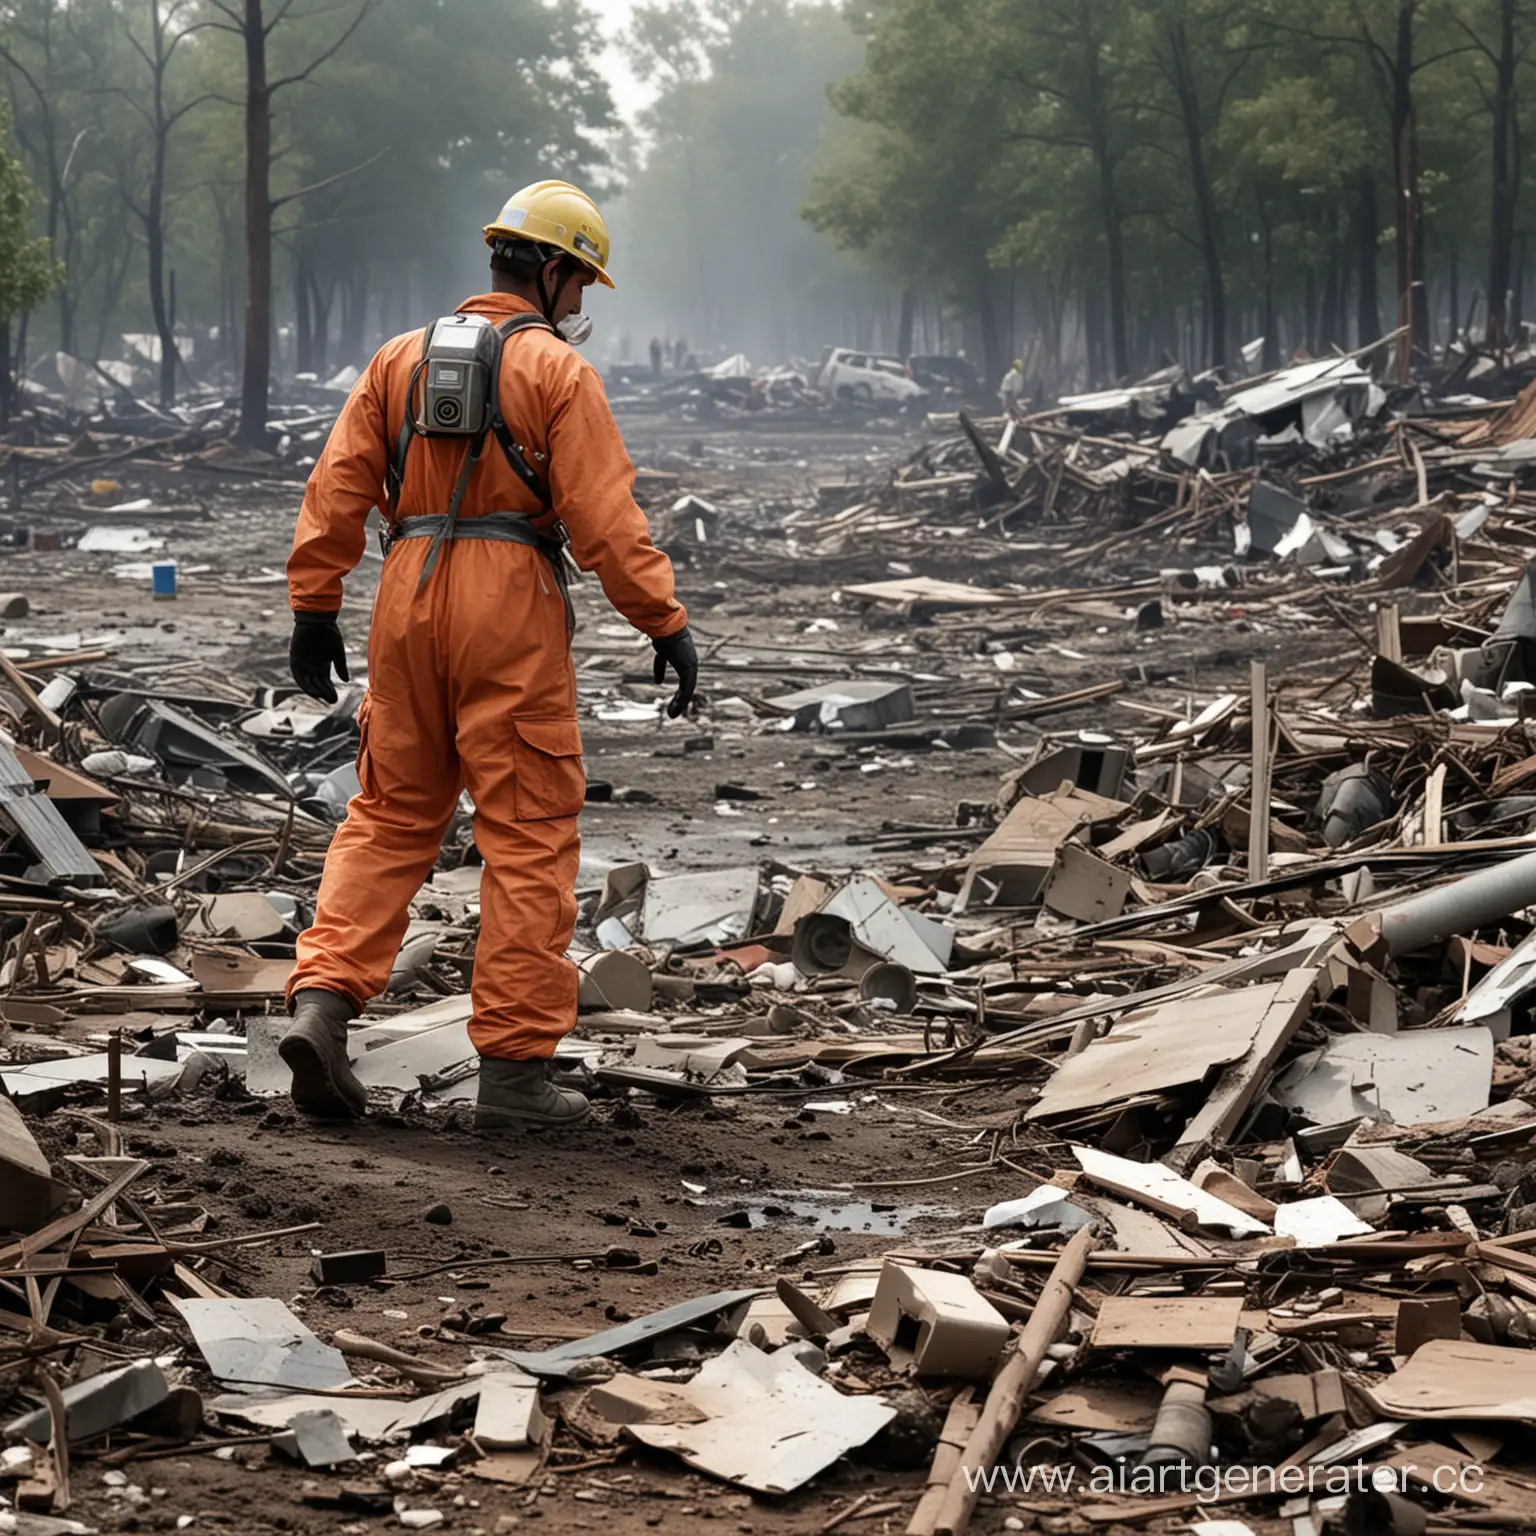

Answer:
[897,284,915,358]
[1448,249,1460,347]
[0,321,11,428]
[1356,171,1381,345]
[237,0,272,445]
[293,246,312,375]
[1168,19,1224,370]
[1260,205,1278,370]
[338,266,368,362]
[312,273,333,375]
[1486,0,1518,344]
[143,4,179,408]
[1389,3,1430,364]
[1080,2,1128,379]
[972,261,1006,390]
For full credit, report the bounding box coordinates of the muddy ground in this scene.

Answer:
[3,410,1343,1535]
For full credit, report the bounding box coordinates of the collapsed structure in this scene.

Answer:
[8,345,1536,1531]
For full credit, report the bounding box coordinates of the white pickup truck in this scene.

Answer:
[815,347,928,406]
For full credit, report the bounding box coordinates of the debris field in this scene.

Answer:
[11,352,1536,1535]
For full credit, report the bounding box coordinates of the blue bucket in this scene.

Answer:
[151,561,177,600]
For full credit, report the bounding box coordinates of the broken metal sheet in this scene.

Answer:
[1246,480,1307,556]
[1040,843,1131,924]
[273,1408,356,1467]
[1273,511,1354,566]
[349,1021,477,1095]
[1226,357,1373,419]
[77,526,163,554]
[97,694,291,798]
[0,1094,73,1232]
[766,679,915,733]
[982,1186,1095,1234]
[172,1297,356,1392]
[625,1340,895,1495]
[630,1036,758,1079]
[1272,1195,1374,1248]
[1029,982,1283,1122]
[816,876,953,974]
[1326,1146,1437,1195]
[350,994,474,1050]
[208,1381,482,1441]
[239,708,332,742]
[12,748,117,840]
[1458,928,1536,1031]
[595,864,764,949]
[186,893,288,942]
[5,1360,170,1444]
[1,1052,183,1111]
[498,1289,759,1379]
[0,742,106,887]
[472,1373,546,1450]
[1272,1027,1493,1127]
[1072,1145,1270,1237]
[348,1013,593,1104]
[956,792,1097,911]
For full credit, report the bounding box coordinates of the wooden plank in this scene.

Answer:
[1090,1295,1243,1351]
[1165,966,1321,1173]
[1248,661,1271,882]
[0,651,61,738]
[1376,602,1403,663]
[1423,762,1447,847]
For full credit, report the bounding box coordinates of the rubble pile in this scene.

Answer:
[16,360,1536,1530]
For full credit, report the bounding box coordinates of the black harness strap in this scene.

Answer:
[385,311,556,531]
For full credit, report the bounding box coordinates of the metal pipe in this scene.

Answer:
[1139,1379,1212,1469]
[1380,845,1536,956]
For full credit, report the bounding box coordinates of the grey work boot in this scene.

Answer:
[474,1058,591,1130]
[279,988,366,1120]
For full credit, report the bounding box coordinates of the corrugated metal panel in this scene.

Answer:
[0,744,106,888]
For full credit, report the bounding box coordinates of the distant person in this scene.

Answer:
[650,335,663,375]
[999,359,1024,414]
[674,337,688,370]
[281,179,697,1131]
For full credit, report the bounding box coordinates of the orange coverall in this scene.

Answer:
[286,293,686,1059]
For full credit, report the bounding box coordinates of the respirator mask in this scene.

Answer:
[558,313,593,347]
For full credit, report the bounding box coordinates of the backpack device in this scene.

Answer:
[384,311,559,584]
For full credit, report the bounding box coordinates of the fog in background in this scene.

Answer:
[7,0,1536,409]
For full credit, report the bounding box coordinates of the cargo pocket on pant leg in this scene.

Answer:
[511,717,586,820]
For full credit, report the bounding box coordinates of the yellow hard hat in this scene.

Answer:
[484,180,615,288]
[1012,359,1023,370]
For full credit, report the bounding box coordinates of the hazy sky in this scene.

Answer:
[590,0,652,123]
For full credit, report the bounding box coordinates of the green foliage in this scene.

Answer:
[0,0,616,370]
[812,0,1536,380]
[0,100,58,326]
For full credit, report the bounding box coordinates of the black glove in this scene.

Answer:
[290,611,350,705]
[652,625,699,719]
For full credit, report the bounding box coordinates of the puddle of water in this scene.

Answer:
[705,1188,959,1235]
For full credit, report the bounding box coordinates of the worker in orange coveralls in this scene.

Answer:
[279,181,697,1130]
